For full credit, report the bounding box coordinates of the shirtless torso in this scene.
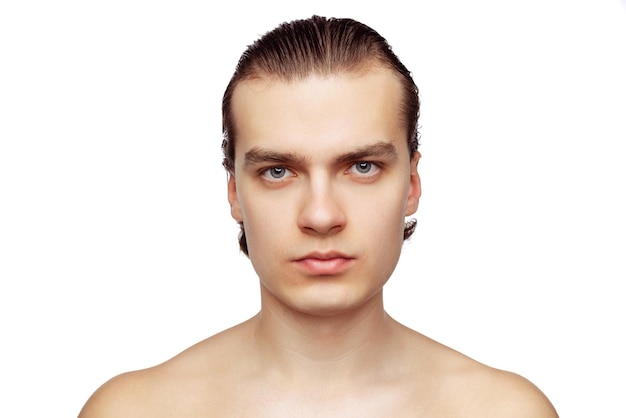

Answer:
[79,312,557,418]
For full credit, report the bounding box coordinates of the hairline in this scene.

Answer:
[234,57,403,92]
[227,61,410,174]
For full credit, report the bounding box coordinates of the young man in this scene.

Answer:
[79,16,559,417]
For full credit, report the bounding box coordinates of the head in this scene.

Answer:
[222,15,420,255]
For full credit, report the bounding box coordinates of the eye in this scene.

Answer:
[349,161,380,176]
[261,166,294,181]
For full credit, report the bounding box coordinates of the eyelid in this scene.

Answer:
[259,165,295,182]
[347,160,383,177]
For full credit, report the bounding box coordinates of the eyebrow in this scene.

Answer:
[243,148,308,170]
[243,141,398,170]
[244,141,398,169]
[332,142,398,166]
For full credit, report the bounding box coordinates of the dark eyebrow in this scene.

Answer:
[243,147,308,170]
[332,142,398,165]
[242,141,398,170]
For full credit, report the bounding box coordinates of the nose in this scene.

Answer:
[297,176,346,236]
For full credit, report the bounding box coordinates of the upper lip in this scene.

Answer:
[294,251,353,261]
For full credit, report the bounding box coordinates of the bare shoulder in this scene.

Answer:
[77,360,215,418]
[394,326,558,418]
[78,368,159,418]
[78,321,252,418]
[407,330,559,417]
[472,367,560,418]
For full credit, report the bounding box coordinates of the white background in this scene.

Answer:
[1,1,625,416]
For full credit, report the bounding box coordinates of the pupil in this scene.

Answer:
[357,162,370,173]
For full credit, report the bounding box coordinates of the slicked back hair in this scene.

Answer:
[222,15,420,255]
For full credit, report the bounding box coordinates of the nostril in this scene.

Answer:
[297,195,347,235]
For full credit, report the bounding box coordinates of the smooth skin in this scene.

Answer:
[79,67,559,417]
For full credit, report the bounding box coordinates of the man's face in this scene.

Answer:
[228,68,421,316]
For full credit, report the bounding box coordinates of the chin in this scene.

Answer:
[288,287,382,318]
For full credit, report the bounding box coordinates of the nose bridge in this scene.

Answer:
[298,169,346,234]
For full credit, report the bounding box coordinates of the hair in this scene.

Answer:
[222,15,420,255]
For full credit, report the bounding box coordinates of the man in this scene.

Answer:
[79,16,559,417]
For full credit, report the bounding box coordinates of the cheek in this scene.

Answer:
[370,193,408,272]
[238,193,292,256]
[358,183,409,233]
[238,193,298,287]
[354,207,405,285]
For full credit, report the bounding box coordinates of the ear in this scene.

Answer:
[227,173,243,222]
[405,151,422,216]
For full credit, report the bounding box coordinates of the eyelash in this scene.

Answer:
[260,166,295,182]
[348,161,381,177]
[258,161,383,183]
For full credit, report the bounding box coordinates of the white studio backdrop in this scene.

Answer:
[1,1,625,417]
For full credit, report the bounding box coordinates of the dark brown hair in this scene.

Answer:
[222,15,420,254]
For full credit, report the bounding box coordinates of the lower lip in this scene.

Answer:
[294,257,353,276]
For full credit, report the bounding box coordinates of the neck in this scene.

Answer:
[250,288,398,381]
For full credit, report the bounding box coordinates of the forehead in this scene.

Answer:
[230,68,406,160]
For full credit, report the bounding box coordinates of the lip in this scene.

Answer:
[293,251,355,276]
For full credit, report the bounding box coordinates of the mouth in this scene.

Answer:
[293,251,355,276]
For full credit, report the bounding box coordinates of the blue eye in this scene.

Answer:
[350,161,379,176]
[355,162,373,174]
[262,166,293,181]
[269,167,286,178]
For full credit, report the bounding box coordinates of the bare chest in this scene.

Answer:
[181,379,451,418]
